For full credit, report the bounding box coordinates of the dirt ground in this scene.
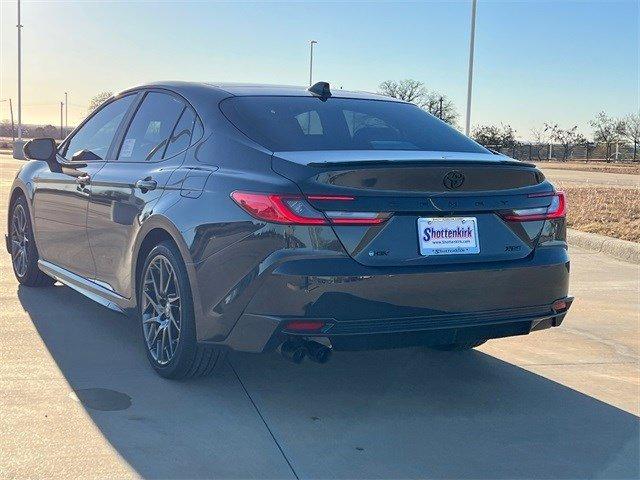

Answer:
[539,161,640,175]
[555,183,640,242]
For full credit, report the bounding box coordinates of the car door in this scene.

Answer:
[87,90,198,297]
[32,94,137,279]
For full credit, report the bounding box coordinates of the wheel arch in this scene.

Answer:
[7,185,30,253]
[134,228,176,294]
[7,163,42,252]
[131,216,203,322]
[8,184,25,217]
[9,184,26,206]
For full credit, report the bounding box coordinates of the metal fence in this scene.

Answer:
[1,132,638,163]
[487,142,638,162]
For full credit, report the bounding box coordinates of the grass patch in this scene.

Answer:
[557,184,640,242]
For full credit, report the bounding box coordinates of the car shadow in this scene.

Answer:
[17,284,640,479]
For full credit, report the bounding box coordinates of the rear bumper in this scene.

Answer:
[207,245,571,352]
[225,300,572,352]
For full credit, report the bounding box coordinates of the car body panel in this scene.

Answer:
[6,81,571,356]
[30,157,103,279]
[87,153,186,296]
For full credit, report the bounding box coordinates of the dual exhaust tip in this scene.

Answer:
[280,340,331,364]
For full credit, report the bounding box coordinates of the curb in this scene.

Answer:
[567,228,640,264]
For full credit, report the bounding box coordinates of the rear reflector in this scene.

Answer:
[552,299,568,312]
[231,191,390,226]
[325,210,389,225]
[285,320,326,332]
[552,297,573,312]
[501,191,566,222]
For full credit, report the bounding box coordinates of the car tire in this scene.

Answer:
[429,340,487,351]
[9,195,56,287]
[138,240,226,379]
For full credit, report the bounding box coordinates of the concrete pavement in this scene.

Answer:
[1,154,638,479]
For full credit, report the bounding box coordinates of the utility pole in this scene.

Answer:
[309,40,318,86]
[15,0,24,158]
[465,0,477,136]
[64,92,68,130]
[439,96,444,120]
[60,101,64,140]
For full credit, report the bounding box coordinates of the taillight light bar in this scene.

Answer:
[501,191,566,222]
[231,191,390,226]
[307,194,355,201]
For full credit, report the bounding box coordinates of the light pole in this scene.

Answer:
[64,92,68,130]
[309,40,318,86]
[14,0,24,158]
[464,0,477,136]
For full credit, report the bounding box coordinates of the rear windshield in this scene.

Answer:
[220,96,487,153]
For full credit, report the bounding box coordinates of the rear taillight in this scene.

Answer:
[230,192,325,225]
[500,191,566,222]
[231,191,390,226]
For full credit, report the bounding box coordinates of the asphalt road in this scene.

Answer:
[1,154,638,479]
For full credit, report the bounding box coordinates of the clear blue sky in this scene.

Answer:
[0,0,638,139]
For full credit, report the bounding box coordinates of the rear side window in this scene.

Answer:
[192,117,204,143]
[62,95,135,160]
[296,111,323,135]
[220,96,487,154]
[117,92,184,162]
[164,107,196,159]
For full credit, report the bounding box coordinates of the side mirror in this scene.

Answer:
[23,138,57,161]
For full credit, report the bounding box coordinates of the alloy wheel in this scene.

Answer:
[11,204,29,278]
[141,255,182,365]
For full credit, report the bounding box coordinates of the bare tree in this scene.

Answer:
[590,111,625,161]
[378,79,426,103]
[43,125,57,137]
[530,127,549,144]
[0,119,13,138]
[88,91,114,113]
[472,124,517,149]
[378,79,458,125]
[421,92,458,125]
[544,123,586,161]
[622,113,640,161]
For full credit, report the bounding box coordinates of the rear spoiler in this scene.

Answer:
[306,159,537,168]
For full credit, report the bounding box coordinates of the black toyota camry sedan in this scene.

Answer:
[6,81,572,378]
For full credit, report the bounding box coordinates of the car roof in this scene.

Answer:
[119,80,404,102]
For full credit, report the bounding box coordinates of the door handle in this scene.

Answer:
[76,173,91,185]
[135,178,158,192]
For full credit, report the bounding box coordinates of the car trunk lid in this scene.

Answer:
[272,150,554,267]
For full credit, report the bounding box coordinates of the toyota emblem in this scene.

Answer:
[443,170,465,190]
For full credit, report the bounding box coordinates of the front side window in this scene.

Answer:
[117,92,185,162]
[220,96,488,154]
[62,94,135,160]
